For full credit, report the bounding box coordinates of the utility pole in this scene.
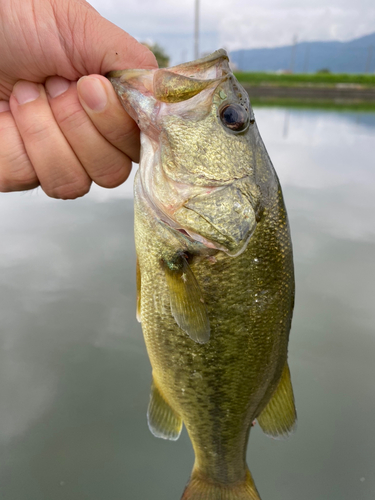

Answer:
[290,35,298,73]
[194,0,200,59]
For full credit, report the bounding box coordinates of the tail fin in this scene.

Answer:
[181,468,261,500]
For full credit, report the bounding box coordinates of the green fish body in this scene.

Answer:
[108,50,296,500]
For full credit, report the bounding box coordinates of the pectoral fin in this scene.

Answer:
[163,255,210,344]
[147,380,182,441]
[257,363,297,439]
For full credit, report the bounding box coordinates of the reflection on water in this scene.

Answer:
[1,108,375,500]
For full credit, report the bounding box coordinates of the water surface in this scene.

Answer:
[1,107,375,500]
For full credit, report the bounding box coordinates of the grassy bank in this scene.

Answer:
[235,72,375,87]
[250,97,375,111]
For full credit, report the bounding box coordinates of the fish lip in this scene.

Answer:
[106,49,230,81]
[169,49,229,72]
[106,68,150,79]
[164,49,230,81]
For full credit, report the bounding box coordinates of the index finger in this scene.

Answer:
[77,75,141,163]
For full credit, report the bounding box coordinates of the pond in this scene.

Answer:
[0,106,374,500]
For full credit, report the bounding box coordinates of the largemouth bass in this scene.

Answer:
[108,50,296,500]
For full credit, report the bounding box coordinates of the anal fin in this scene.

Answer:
[257,362,297,439]
[147,380,182,441]
[163,255,210,344]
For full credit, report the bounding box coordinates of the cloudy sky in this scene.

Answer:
[89,0,375,64]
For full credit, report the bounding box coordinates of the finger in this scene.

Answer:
[0,100,39,192]
[77,75,141,163]
[45,76,133,188]
[9,81,91,199]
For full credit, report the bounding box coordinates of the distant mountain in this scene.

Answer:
[230,32,375,74]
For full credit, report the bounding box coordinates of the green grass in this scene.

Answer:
[235,72,375,87]
[250,97,375,112]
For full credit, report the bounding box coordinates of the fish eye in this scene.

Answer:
[219,104,249,132]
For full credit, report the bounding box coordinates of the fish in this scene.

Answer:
[107,49,296,500]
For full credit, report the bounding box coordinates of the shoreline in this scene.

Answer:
[243,84,375,102]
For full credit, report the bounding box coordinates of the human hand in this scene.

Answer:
[0,0,157,198]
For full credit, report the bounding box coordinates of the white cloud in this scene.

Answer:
[89,0,375,63]
[219,5,375,50]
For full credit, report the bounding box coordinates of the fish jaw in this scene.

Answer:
[107,50,262,256]
[107,50,230,139]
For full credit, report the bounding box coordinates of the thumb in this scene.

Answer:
[56,1,158,75]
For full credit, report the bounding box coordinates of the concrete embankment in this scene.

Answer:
[243,85,375,102]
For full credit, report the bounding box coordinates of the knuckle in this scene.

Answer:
[105,125,136,145]
[54,102,86,131]
[0,158,38,192]
[23,119,55,142]
[92,158,131,188]
[46,178,91,200]
[104,125,140,162]
[0,172,38,192]
[0,173,15,192]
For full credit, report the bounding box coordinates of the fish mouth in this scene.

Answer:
[107,49,230,96]
[106,50,232,127]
